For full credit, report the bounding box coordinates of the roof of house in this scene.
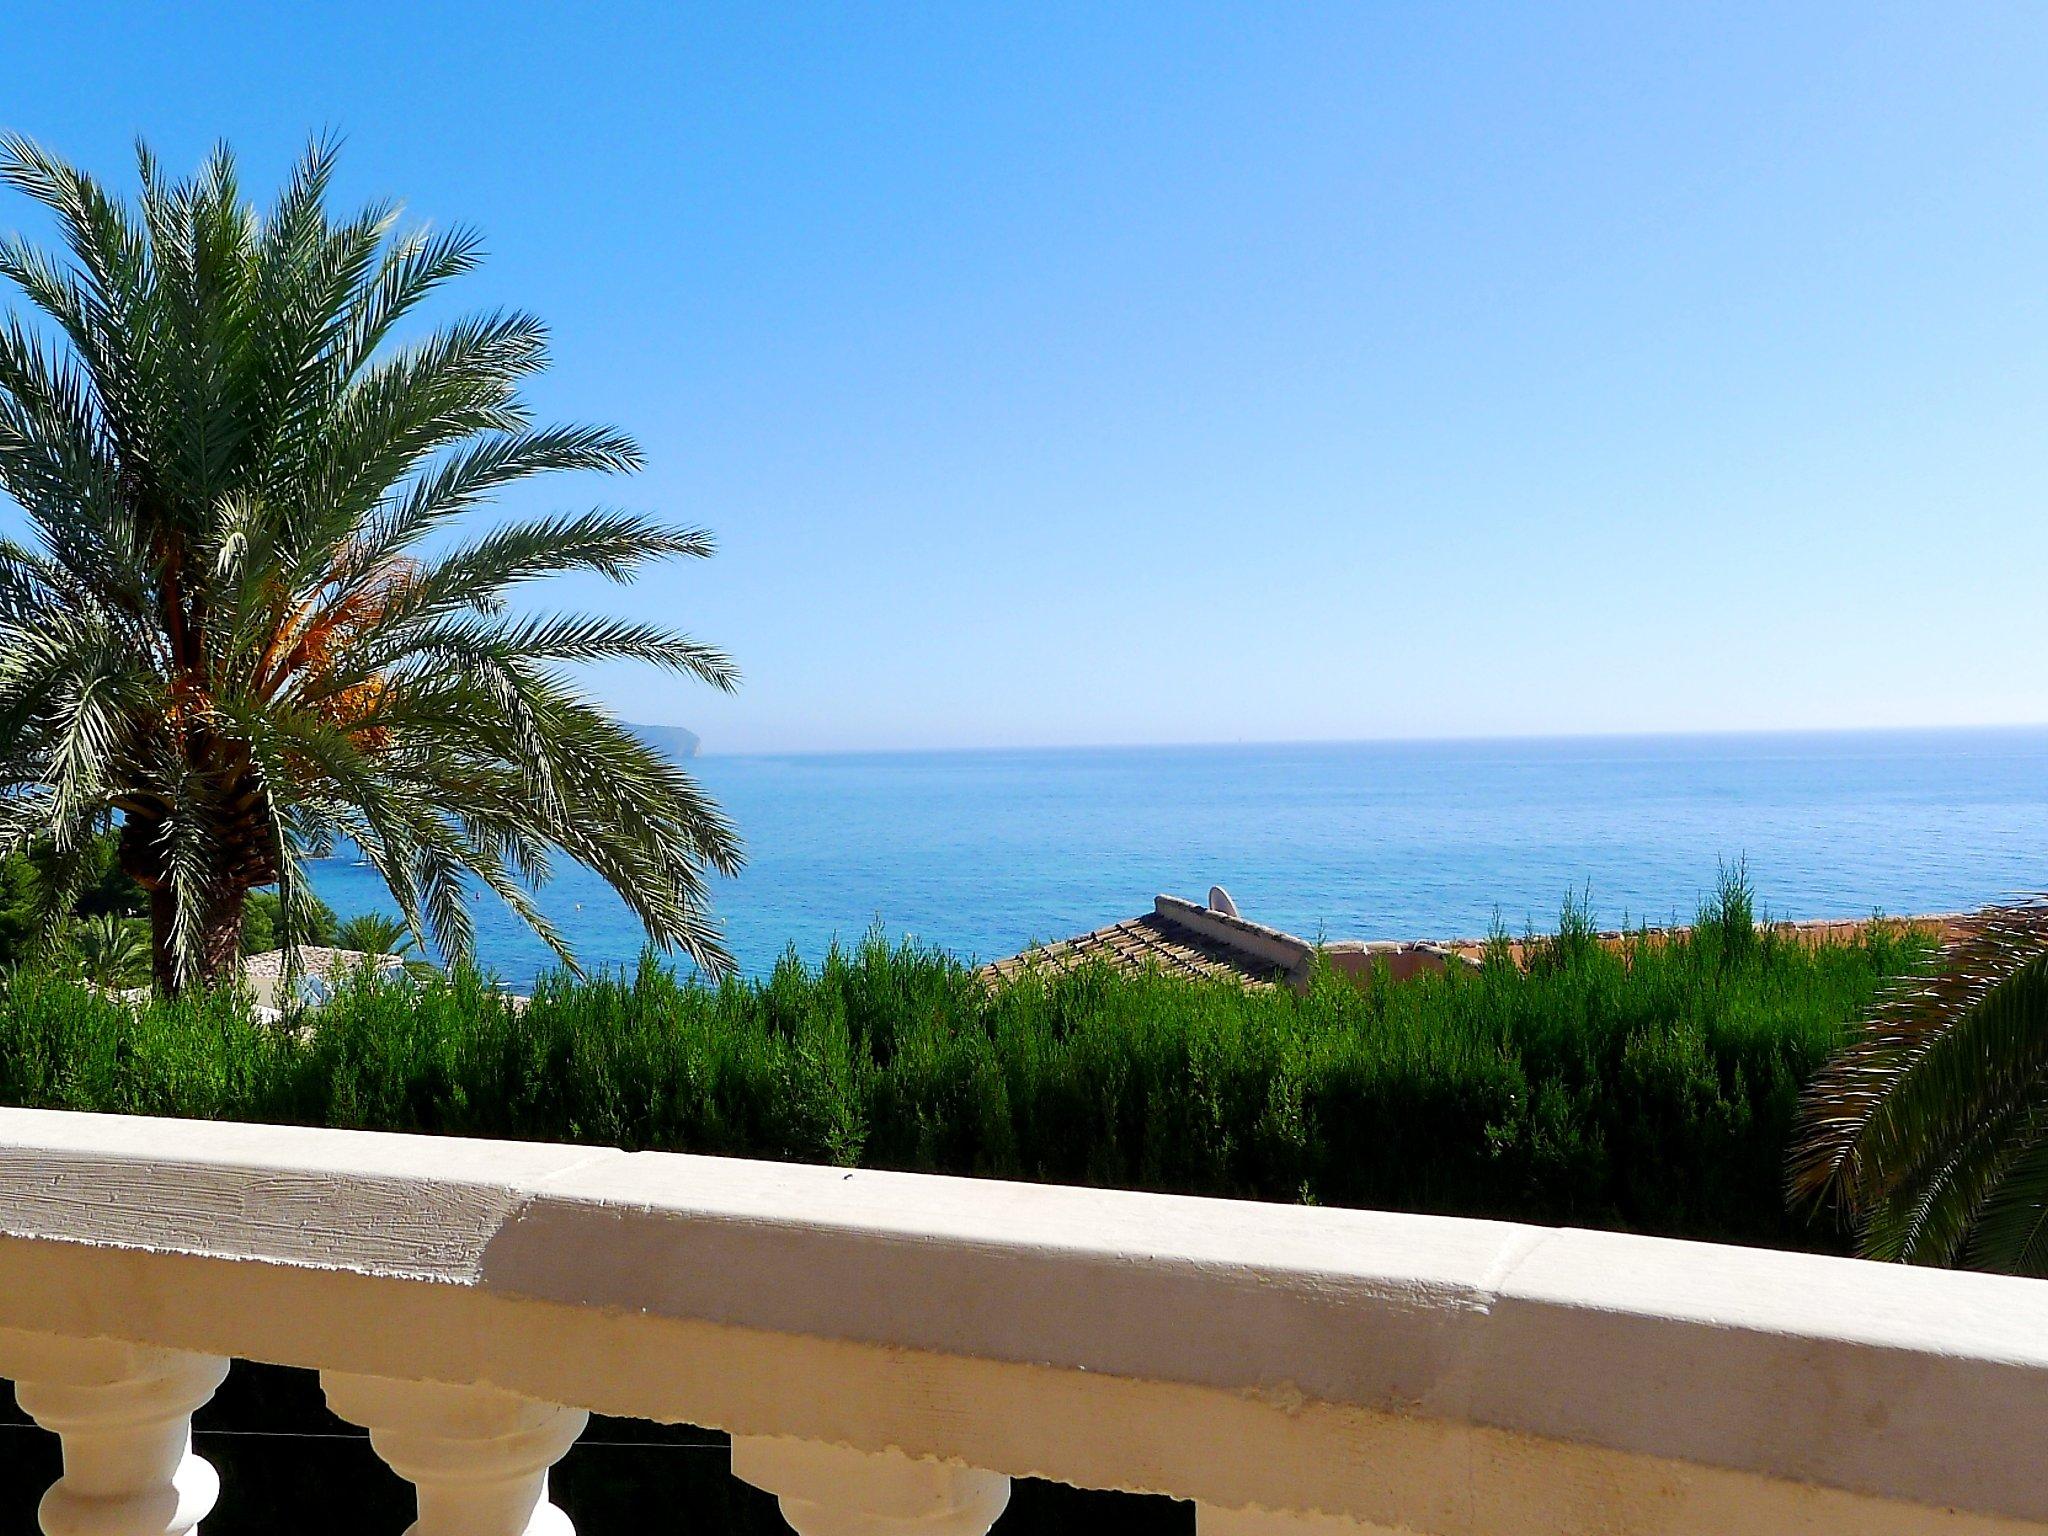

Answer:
[979,895,1317,990]
[107,946,405,1014]
[240,946,404,985]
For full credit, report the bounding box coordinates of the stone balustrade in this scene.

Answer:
[0,1105,2044,1534]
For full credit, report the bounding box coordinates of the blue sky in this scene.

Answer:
[4,3,2046,752]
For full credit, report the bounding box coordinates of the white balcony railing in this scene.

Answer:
[0,1104,2044,1534]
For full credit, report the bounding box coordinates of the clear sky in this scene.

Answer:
[4,3,2046,753]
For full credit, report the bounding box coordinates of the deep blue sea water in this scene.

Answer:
[307,728,2048,988]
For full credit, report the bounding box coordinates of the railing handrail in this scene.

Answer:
[0,1104,2042,1532]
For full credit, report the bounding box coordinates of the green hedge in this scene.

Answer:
[0,890,1923,1534]
[0,894,1921,1251]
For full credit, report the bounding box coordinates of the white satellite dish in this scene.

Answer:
[1208,885,1240,919]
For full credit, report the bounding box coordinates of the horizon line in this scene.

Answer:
[670,719,2048,762]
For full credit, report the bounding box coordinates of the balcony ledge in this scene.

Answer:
[0,1105,2042,1533]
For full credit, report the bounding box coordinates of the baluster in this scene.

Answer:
[0,1331,229,1536]
[731,1436,1010,1536]
[321,1373,588,1536]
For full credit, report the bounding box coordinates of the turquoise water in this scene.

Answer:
[307,728,2048,987]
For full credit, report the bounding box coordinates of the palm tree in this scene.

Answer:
[66,913,149,989]
[1789,903,2048,1272]
[0,136,742,993]
[333,909,443,987]
[334,911,417,958]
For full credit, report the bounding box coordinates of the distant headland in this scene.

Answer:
[624,722,701,759]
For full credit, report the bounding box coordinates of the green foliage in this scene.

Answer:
[333,912,416,957]
[0,136,741,989]
[0,828,145,970]
[0,835,333,969]
[241,889,338,956]
[0,855,33,968]
[61,914,149,988]
[332,909,440,983]
[48,829,149,920]
[0,897,1925,1250]
[1790,903,2048,1272]
[1703,856,1759,964]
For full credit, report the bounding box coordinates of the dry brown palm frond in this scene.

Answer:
[1790,898,2048,1270]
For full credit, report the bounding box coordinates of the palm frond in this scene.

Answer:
[1790,903,2048,1272]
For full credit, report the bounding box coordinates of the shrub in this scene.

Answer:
[0,901,1926,1251]
[0,900,1926,1536]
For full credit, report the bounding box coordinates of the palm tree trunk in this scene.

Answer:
[144,880,247,996]
[124,813,254,997]
[146,885,176,995]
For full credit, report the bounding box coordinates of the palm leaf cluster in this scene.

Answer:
[65,913,149,989]
[334,911,418,959]
[0,136,741,989]
[1789,902,2048,1272]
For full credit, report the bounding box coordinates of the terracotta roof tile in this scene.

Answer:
[979,904,1299,990]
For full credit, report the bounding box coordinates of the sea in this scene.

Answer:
[306,728,2048,989]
